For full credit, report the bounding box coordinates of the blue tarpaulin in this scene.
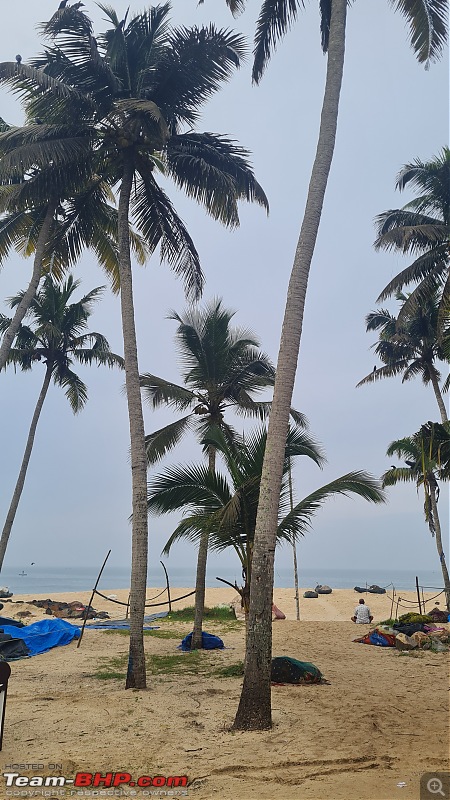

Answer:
[0,618,80,656]
[179,631,224,651]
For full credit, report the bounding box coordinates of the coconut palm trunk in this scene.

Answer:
[118,154,149,689]
[429,370,448,423]
[0,203,55,373]
[191,445,216,649]
[0,365,52,571]
[233,0,347,730]
[429,484,450,610]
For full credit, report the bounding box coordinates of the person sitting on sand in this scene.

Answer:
[272,603,286,620]
[351,598,373,624]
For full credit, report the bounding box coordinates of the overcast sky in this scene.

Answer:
[0,0,448,582]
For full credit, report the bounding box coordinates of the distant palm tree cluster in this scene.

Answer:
[357,150,450,612]
[0,0,447,732]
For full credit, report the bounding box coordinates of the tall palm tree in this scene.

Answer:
[382,421,450,610]
[357,290,449,422]
[141,298,280,648]
[213,0,447,730]
[0,274,123,571]
[375,148,450,324]
[5,4,269,689]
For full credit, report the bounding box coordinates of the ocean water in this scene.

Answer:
[0,564,444,596]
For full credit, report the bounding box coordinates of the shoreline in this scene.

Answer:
[3,585,445,623]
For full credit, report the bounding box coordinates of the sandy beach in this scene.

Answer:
[1,586,448,800]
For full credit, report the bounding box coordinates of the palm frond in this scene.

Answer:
[149,25,246,124]
[140,373,196,410]
[389,0,448,67]
[253,0,305,84]
[147,463,232,514]
[279,471,385,542]
[166,132,268,226]
[144,415,194,464]
[197,0,246,16]
[131,169,203,301]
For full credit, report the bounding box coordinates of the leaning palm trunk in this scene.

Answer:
[191,446,216,649]
[118,155,149,689]
[0,204,55,373]
[429,486,450,610]
[233,0,347,730]
[429,370,448,423]
[0,365,52,571]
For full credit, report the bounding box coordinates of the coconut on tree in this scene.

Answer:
[0,274,123,570]
[382,421,450,610]
[0,4,268,689]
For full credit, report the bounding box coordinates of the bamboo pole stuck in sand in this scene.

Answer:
[390,587,395,621]
[77,549,111,648]
[415,576,422,615]
[160,560,172,613]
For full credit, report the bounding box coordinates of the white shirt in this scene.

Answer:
[354,604,371,623]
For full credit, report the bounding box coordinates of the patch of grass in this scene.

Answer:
[148,652,204,676]
[90,649,244,682]
[167,605,236,622]
[215,661,244,678]
[103,628,183,639]
[93,670,126,680]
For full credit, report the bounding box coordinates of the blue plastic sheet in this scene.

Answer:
[0,618,80,656]
[179,631,224,651]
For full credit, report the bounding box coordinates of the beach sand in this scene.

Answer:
[1,587,448,800]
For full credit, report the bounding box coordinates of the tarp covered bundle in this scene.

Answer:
[353,628,396,647]
[271,656,323,684]
[179,632,224,651]
[0,618,80,658]
[0,633,30,660]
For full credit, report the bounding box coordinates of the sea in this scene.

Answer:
[0,564,444,596]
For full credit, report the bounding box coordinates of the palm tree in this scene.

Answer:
[5,4,268,689]
[357,290,449,422]
[375,149,450,324]
[382,421,450,610]
[213,0,447,730]
[0,274,123,571]
[141,298,282,649]
[0,116,144,372]
[147,425,385,631]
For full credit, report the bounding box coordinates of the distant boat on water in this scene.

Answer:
[19,571,27,576]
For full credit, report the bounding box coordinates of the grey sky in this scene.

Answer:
[0,0,448,580]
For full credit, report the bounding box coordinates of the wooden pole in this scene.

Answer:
[0,662,11,751]
[390,587,395,621]
[160,560,172,613]
[288,459,300,621]
[415,576,422,615]
[77,550,111,648]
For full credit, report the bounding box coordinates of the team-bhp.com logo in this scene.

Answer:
[3,772,188,789]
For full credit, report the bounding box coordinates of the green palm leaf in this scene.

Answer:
[388,0,448,66]
[145,415,194,464]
